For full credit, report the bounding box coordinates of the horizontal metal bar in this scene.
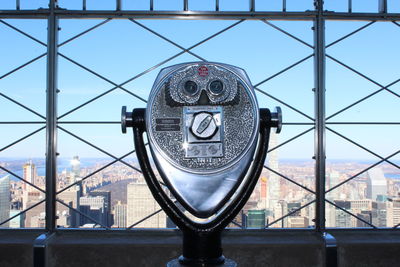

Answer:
[322,12,400,21]
[0,10,316,20]
[326,122,400,125]
[57,121,120,124]
[282,122,315,125]
[1,10,400,21]
[0,121,45,124]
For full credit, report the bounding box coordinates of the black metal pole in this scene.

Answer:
[45,0,59,233]
[180,230,224,265]
[313,0,326,233]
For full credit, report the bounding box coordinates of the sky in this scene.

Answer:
[0,0,399,162]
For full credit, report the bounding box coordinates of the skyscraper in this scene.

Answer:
[113,201,127,228]
[366,168,387,201]
[334,200,352,228]
[79,195,108,227]
[0,175,10,227]
[267,132,281,219]
[90,191,112,227]
[126,183,166,228]
[70,156,81,183]
[23,160,37,192]
[58,187,80,227]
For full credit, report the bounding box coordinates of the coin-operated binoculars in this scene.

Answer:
[122,62,282,267]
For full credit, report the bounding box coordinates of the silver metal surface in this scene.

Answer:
[146,62,259,218]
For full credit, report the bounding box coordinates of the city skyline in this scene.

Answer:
[1,147,400,229]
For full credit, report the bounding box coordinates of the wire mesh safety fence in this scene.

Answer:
[0,0,399,231]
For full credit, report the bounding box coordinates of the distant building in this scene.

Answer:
[267,132,280,210]
[90,191,112,227]
[113,201,127,228]
[69,156,83,194]
[20,161,44,227]
[0,175,10,227]
[288,216,309,228]
[79,196,108,227]
[327,171,340,200]
[71,156,80,180]
[355,211,373,227]
[9,210,24,228]
[350,199,378,226]
[390,198,400,227]
[24,191,45,227]
[56,210,70,228]
[366,168,387,201]
[126,183,166,228]
[247,210,266,228]
[30,212,46,228]
[287,202,301,217]
[58,187,80,227]
[334,200,352,228]
[23,160,37,192]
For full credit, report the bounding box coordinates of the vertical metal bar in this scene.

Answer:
[45,0,59,233]
[313,0,326,233]
[16,0,20,10]
[82,0,86,11]
[184,0,188,11]
[283,0,287,12]
[150,0,154,11]
[116,0,122,11]
[379,0,387,13]
[348,0,352,13]
[215,0,219,11]
[250,0,255,12]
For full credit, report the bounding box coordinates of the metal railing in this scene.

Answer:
[0,0,399,232]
